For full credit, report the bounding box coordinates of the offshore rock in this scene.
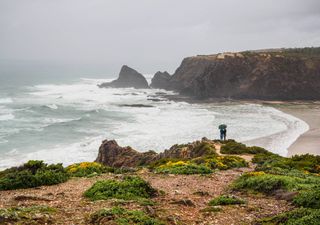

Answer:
[99,65,149,89]
[150,71,171,89]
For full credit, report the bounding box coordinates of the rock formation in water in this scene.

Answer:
[151,48,320,100]
[95,138,216,167]
[150,71,171,89]
[99,65,149,89]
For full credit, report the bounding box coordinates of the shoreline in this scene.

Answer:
[166,94,320,157]
[264,102,320,157]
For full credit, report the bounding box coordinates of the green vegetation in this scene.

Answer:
[209,195,245,206]
[0,205,56,224]
[66,162,114,177]
[88,207,165,225]
[154,161,212,175]
[0,160,69,190]
[84,176,157,201]
[256,208,320,225]
[220,140,268,155]
[293,190,320,209]
[205,155,248,170]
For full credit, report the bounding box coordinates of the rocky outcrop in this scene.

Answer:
[95,140,157,167]
[154,48,320,100]
[150,71,171,89]
[99,65,149,89]
[95,138,216,168]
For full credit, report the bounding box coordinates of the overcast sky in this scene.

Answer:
[0,0,320,76]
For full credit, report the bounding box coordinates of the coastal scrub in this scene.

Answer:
[88,207,165,225]
[84,176,157,201]
[0,160,69,190]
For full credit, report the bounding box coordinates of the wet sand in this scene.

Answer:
[267,102,320,156]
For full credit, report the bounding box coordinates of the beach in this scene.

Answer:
[268,102,320,157]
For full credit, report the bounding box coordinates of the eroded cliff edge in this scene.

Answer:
[151,48,320,100]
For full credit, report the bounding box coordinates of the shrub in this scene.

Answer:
[66,162,113,177]
[256,208,320,225]
[154,161,212,175]
[192,142,217,157]
[89,207,165,225]
[209,195,245,206]
[293,190,320,209]
[0,205,56,224]
[221,141,268,155]
[84,176,157,201]
[232,172,320,194]
[0,160,69,190]
[253,152,320,174]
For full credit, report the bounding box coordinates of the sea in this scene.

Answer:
[0,75,309,170]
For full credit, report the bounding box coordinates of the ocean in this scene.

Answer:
[0,76,309,170]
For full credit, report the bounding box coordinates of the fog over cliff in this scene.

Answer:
[0,0,320,78]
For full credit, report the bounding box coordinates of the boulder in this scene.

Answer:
[99,65,149,89]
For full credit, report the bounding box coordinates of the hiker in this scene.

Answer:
[218,124,227,141]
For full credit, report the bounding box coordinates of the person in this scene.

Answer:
[218,124,227,141]
[222,128,227,141]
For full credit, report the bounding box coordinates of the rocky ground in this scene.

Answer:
[0,145,293,225]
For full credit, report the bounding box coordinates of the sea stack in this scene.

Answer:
[150,71,171,89]
[99,65,149,89]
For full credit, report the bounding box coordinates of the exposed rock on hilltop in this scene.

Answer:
[95,138,217,167]
[99,65,149,89]
[153,48,320,100]
[150,71,171,89]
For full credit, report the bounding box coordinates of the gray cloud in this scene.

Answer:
[0,0,319,76]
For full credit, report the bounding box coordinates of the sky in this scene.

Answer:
[0,0,320,78]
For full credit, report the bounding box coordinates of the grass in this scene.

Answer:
[209,195,245,206]
[0,205,56,224]
[293,190,320,209]
[84,176,157,201]
[256,208,320,225]
[88,207,165,225]
[0,160,69,190]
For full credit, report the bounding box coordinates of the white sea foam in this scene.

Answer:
[0,98,13,104]
[0,113,15,121]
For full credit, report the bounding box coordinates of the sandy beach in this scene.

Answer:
[267,102,320,157]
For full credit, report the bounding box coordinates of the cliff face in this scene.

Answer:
[153,48,320,100]
[99,65,149,89]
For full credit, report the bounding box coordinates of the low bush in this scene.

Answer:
[253,152,320,174]
[232,172,320,194]
[0,160,69,190]
[205,156,248,170]
[88,207,165,225]
[256,208,320,225]
[66,162,113,177]
[220,141,268,155]
[209,195,245,206]
[293,189,320,209]
[84,176,157,201]
[0,205,56,224]
[154,161,212,175]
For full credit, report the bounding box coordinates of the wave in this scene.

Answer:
[0,113,15,121]
[0,98,13,104]
[45,104,58,110]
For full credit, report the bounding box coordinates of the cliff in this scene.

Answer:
[151,48,320,100]
[99,65,149,89]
